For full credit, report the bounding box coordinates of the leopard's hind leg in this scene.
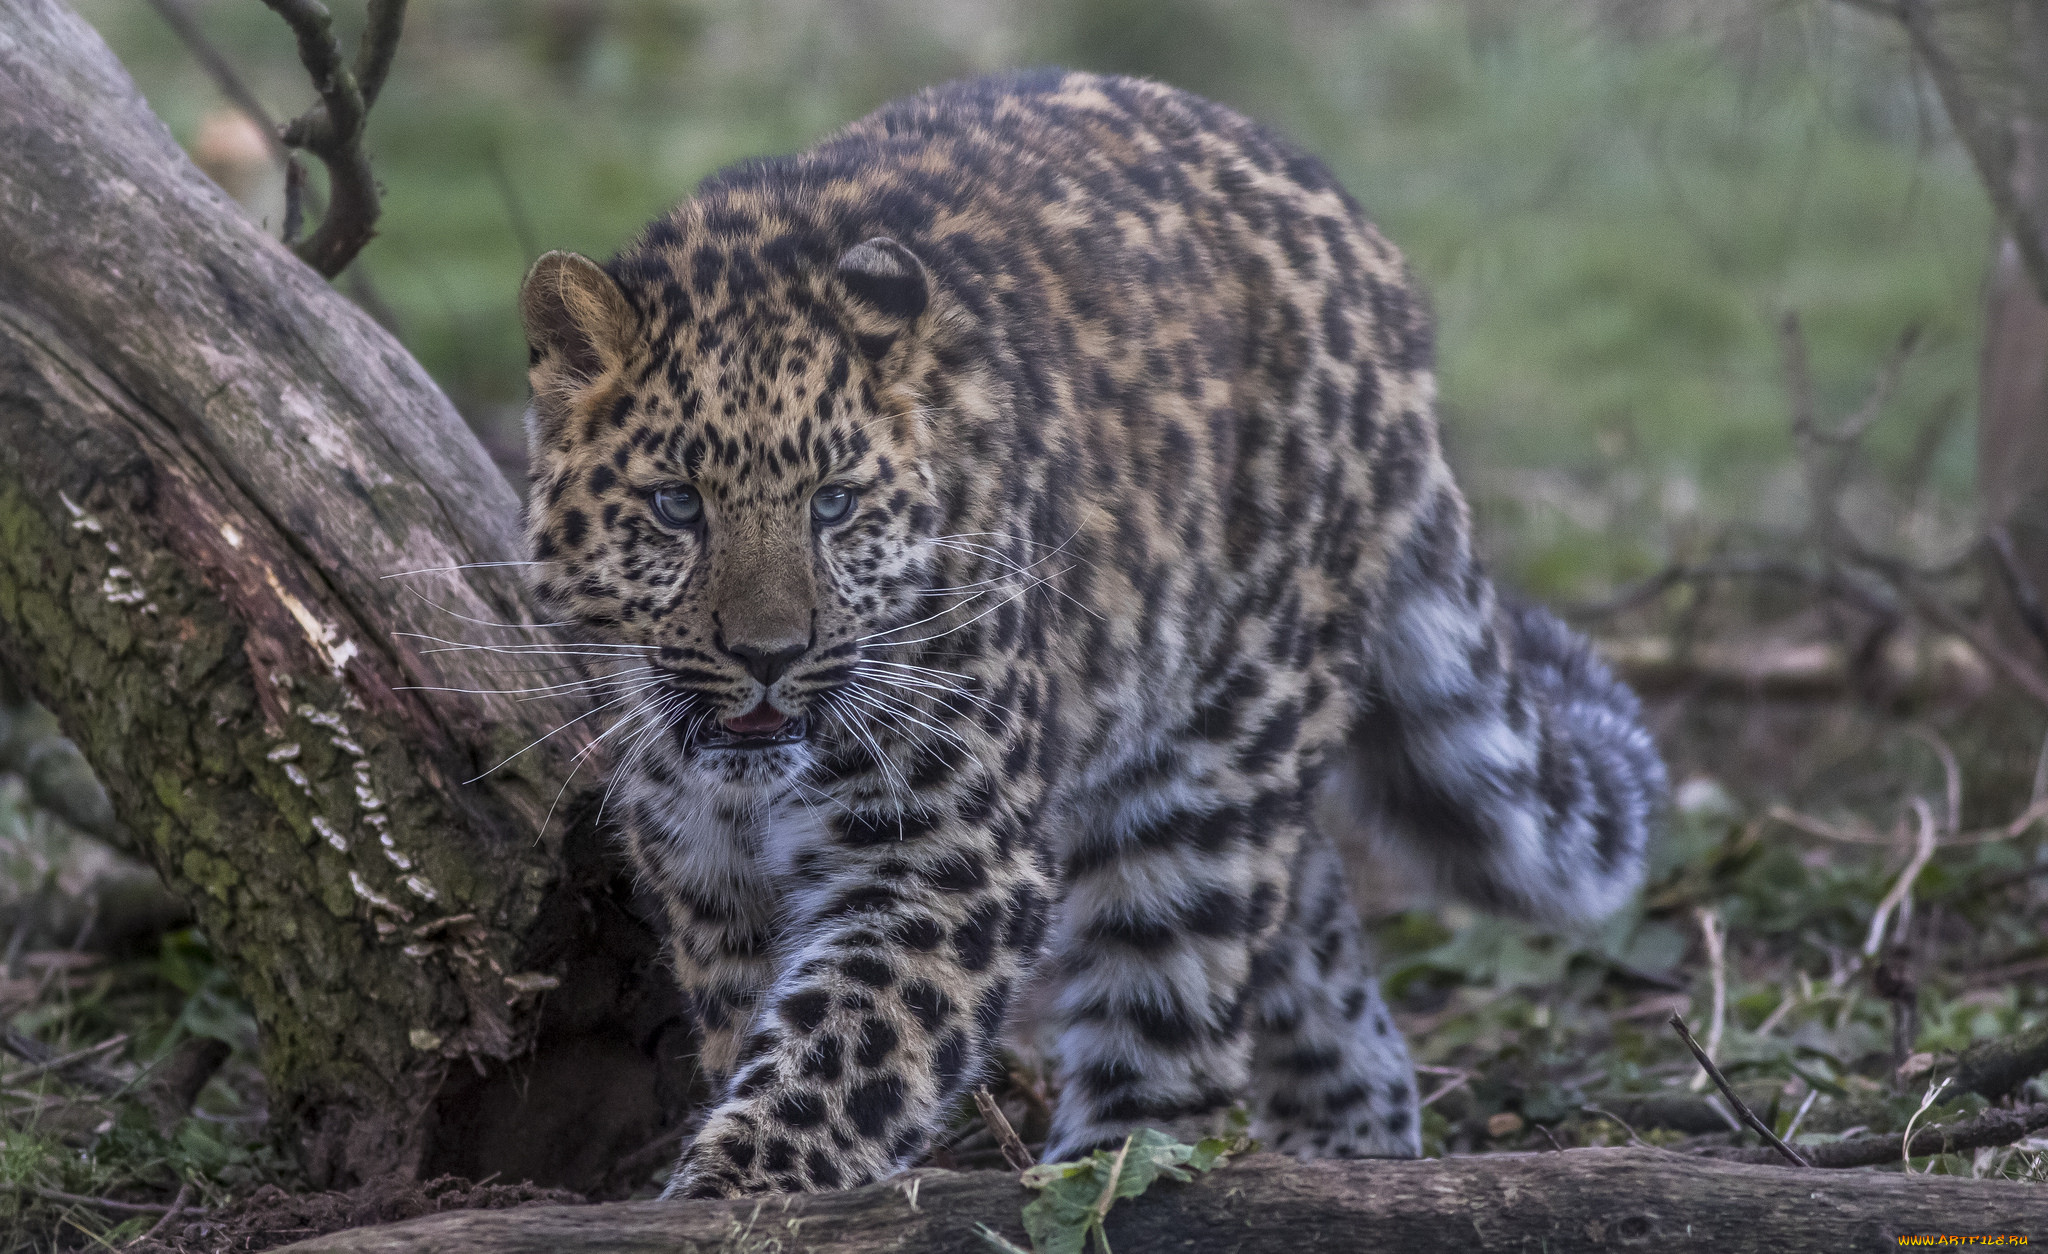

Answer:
[1246,826,1421,1158]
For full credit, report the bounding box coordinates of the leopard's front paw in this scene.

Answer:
[662,1105,878,1198]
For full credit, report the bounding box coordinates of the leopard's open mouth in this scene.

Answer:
[693,701,809,751]
[695,719,808,751]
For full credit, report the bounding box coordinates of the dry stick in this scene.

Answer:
[1864,797,1937,958]
[1089,1135,1134,1238]
[484,141,542,262]
[1417,1066,1472,1110]
[1781,311,2048,707]
[19,1185,184,1215]
[131,1179,191,1246]
[2,1031,128,1092]
[1668,1013,1811,1168]
[973,1086,1035,1173]
[1687,908,1725,1094]
[1580,1105,1648,1148]
[1781,1089,1820,1143]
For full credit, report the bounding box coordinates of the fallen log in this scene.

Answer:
[1692,1102,2048,1170]
[270,1150,2046,1254]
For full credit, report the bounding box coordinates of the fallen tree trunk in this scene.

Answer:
[267,1151,2048,1254]
[0,0,688,1190]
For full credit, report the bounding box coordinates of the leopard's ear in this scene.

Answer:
[520,250,639,443]
[833,237,929,361]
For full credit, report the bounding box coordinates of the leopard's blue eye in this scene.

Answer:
[812,484,856,525]
[650,485,702,528]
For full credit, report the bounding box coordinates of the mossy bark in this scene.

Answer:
[0,0,687,1188]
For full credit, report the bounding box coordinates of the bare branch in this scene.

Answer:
[1669,1013,1812,1168]
[356,0,406,110]
[1862,796,1937,957]
[262,0,407,277]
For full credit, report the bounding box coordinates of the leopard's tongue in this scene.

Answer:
[723,701,790,736]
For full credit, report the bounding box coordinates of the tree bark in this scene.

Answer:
[1971,6,2048,667]
[0,0,688,1190]
[267,1151,2048,1253]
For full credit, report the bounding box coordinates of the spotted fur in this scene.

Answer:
[516,70,1665,1197]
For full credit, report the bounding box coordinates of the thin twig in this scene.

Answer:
[1089,1134,1133,1248]
[973,1086,1034,1173]
[485,141,542,262]
[1782,1089,1820,1143]
[1765,805,1888,846]
[1882,0,2048,307]
[3,1031,128,1091]
[1418,1067,1473,1109]
[131,1180,192,1245]
[1580,1104,1647,1148]
[1688,908,1726,1094]
[1668,1013,1812,1168]
[16,1185,187,1216]
[1863,797,1937,958]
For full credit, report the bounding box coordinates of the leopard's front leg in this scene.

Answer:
[665,804,1048,1197]
[621,809,783,1087]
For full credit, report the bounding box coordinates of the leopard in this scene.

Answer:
[514,68,1665,1199]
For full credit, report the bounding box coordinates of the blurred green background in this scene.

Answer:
[76,0,1995,600]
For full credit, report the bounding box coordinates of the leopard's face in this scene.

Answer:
[517,232,943,789]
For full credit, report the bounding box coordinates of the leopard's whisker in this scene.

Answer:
[850,665,995,719]
[861,579,1040,651]
[465,680,668,786]
[519,667,671,704]
[842,680,972,754]
[598,689,697,825]
[827,690,911,803]
[857,585,1000,643]
[380,560,561,578]
[396,664,657,699]
[538,686,676,837]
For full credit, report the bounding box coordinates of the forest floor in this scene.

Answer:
[4,608,2046,1251]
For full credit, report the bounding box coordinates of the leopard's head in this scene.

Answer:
[517,218,947,787]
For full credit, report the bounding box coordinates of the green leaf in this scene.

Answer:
[1001,1128,1242,1254]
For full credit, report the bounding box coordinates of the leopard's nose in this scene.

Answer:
[725,639,807,685]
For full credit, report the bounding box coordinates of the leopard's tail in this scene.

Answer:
[1342,482,1666,928]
